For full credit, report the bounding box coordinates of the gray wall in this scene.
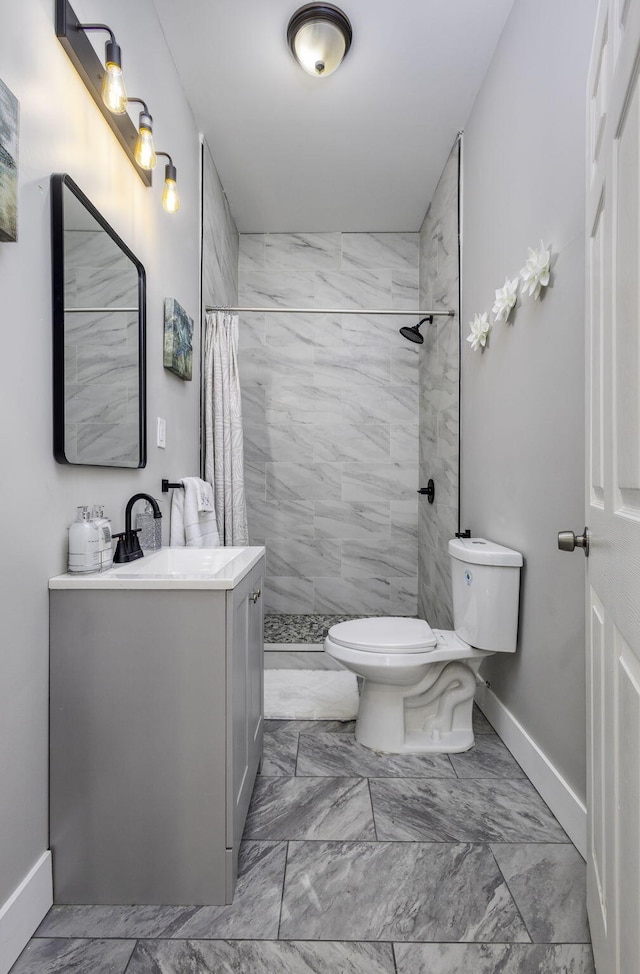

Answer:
[0,0,230,924]
[418,141,460,627]
[238,232,420,616]
[461,0,596,800]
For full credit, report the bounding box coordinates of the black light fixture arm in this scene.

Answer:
[156,151,177,181]
[76,23,122,72]
[76,23,116,44]
[128,97,151,113]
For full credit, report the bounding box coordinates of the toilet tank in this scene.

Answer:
[449,538,523,653]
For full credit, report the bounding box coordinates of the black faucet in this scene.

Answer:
[113,493,162,563]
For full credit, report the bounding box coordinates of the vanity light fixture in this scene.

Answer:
[129,99,157,171]
[56,0,150,184]
[157,153,180,213]
[287,3,352,77]
[56,1,181,208]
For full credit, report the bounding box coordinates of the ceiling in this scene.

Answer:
[152,0,515,233]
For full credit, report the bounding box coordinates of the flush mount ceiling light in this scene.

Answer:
[287,3,352,77]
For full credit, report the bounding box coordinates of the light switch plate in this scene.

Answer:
[157,417,166,449]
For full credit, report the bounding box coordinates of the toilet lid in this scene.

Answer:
[327,617,437,654]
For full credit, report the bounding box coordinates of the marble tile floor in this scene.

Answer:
[13,714,594,974]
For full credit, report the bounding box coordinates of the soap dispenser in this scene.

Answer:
[91,505,113,571]
[68,506,100,573]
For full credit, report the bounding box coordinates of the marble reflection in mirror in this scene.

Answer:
[52,174,146,467]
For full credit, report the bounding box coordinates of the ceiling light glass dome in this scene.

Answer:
[287,4,352,77]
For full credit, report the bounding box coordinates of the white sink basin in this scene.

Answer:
[49,546,265,590]
[112,546,241,575]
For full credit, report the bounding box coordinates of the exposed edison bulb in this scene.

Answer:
[102,62,127,114]
[162,177,180,213]
[134,124,156,170]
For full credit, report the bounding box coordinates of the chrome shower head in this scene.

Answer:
[399,316,433,344]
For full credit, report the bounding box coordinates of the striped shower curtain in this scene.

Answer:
[203,311,249,545]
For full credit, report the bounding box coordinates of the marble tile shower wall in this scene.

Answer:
[202,143,239,309]
[418,142,460,627]
[237,232,420,615]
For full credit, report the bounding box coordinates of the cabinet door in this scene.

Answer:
[227,560,264,862]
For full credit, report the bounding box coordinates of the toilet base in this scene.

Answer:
[355,658,483,754]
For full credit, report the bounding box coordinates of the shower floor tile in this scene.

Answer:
[264,613,382,644]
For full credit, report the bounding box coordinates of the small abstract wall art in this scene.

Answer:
[163,297,193,380]
[0,78,19,242]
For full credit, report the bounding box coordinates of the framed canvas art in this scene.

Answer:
[163,297,193,380]
[0,78,19,242]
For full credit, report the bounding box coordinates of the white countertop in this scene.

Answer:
[49,546,265,590]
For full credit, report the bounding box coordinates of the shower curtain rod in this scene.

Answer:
[205,306,455,316]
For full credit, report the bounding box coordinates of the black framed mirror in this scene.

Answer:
[51,173,146,467]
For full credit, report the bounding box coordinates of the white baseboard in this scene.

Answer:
[0,852,52,974]
[475,685,587,857]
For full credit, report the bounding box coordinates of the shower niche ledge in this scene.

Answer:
[49,546,265,905]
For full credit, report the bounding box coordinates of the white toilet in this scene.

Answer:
[324,537,523,754]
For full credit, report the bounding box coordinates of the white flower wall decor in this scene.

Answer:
[467,241,553,357]
[519,241,551,300]
[466,312,491,351]
[492,277,519,324]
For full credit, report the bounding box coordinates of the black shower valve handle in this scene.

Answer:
[417,479,435,503]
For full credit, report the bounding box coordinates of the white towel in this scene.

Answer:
[184,476,215,513]
[170,477,220,547]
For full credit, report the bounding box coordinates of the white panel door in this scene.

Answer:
[585,2,640,971]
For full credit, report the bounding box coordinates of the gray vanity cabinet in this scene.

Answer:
[49,556,264,906]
